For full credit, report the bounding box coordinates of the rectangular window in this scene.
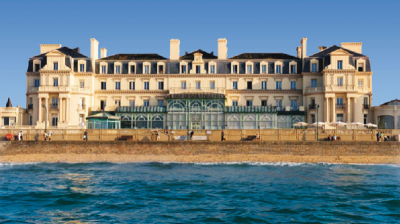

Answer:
[232,101,238,106]
[196,65,201,74]
[210,65,215,74]
[52,116,58,126]
[34,64,40,72]
[311,114,316,123]
[246,100,253,106]
[129,100,135,107]
[290,100,297,110]
[337,77,343,86]
[143,100,150,107]
[158,81,164,90]
[157,100,164,107]
[53,78,58,87]
[29,116,32,125]
[129,82,135,90]
[261,81,267,90]
[290,81,296,90]
[247,81,252,90]
[232,81,238,90]
[53,62,58,71]
[311,79,317,87]
[247,65,252,74]
[80,80,85,89]
[181,81,186,90]
[232,65,238,74]
[311,63,318,72]
[261,100,267,106]
[290,65,296,74]
[144,81,150,90]
[358,79,363,87]
[101,65,107,74]
[337,60,343,70]
[337,114,344,122]
[196,81,201,89]
[261,65,267,74]
[115,100,121,107]
[364,114,367,124]
[144,65,150,74]
[358,63,364,72]
[209,81,215,90]
[80,64,85,72]
[101,82,106,90]
[276,81,282,90]
[181,65,186,74]
[158,65,164,74]
[130,65,135,74]
[52,98,58,107]
[276,100,282,110]
[34,79,40,87]
[276,65,282,74]
[100,100,106,110]
[115,65,121,74]
[115,82,121,90]
[337,97,343,105]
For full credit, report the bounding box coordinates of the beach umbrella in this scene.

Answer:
[347,122,365,129]
[311,122,325,127]
[365,123,377,129]
[293,122,308,127]
[330,121,347,130]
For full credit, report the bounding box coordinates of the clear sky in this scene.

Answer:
[0,0,399,107]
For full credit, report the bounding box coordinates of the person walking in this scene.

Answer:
[156,131,160,141]
[380,132,383,142]
[221,130,225,141]
[83,130,88,141]
[190,130,194,141]
[19,131,23,141]
[48,131,52,141]
[376,132,380,142]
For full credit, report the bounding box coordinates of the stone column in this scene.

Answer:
[59,97,63,123]
[326,98,330,123]
[38,98,42,122]
[353,98,357,122]
[66,98,70,123]
[45,97,49,125]
[331,97,335,122]
[346,97,351,123]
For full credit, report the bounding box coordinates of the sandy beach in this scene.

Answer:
[1,153,399,164]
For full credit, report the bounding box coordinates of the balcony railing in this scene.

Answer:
[170,87,225,94]
[305,86,324,93]
[37,85,91,94]
[27,104,33,110]
[50,103,58,109]
[309,104,317,110]
[28,87,39,92]
[363,104,369,110]
[77,104,86,110]
[336,104,345,109]
[290,106,299,111]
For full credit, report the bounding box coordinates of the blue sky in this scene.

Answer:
[0,0,399,106]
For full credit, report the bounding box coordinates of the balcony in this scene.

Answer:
[170,87,225,94]
[50,103,58,110]
[38,85,91,94]
[363,104,369,110]
[305,86,324,93]
[28,104,33,110]
[336,104,345,109]
[309,104,317,110]
[28,87,39,92]
[77,104,86,110]
[290,106,299,111]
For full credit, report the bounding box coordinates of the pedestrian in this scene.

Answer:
[380,132,383,142]
[19,131,23,141]
[221,130,225,141]
[48,131,52,141]
[156,131,160,141]
[83,130,88,141]
[190,130,194,140]
[44,131,48,141]
[376,132,380,142]
[256,133,260,141]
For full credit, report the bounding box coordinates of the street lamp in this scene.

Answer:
[42,104,47,133]
[316,104,320,141]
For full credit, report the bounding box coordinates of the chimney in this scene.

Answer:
[170,39,180,60]
[218,38,228,60]
[100,48,107,58]
[296,46,301,58]
[40,44,62,54]
[90,38,99,60]
[300,37,307,58]
[318,46,327,52]
[341,42,362,54]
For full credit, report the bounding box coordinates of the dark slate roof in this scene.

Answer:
[229,53,298,60]
[308,45,365,57]
[180,49,218,60]
[116,106,167,113]
[225,106,276,113]
[100,54,167,60]
[380,99,400,106]
[32,47,88,59]
[166,93,225,100]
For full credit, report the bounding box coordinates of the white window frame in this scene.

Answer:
[181,81,187,89]
[209,61,217,74]
[195,81,201,89]
[157,62,165,74]
[79,79,85,89]
[114,62,122,74]
[358,79,363,88]
[245,61,253,74]
[260,61,268,74]
[310,59,319,72]
[231,61,239,74]
[180,61,188,74]
[289,61,297,74]
[33,59,41,72]
[78,60,86,72]
[128,62,136,74]
[210,81,215,89]
[143,62,151,74]
[275,61,283,74]
[100,62,108,74]
[357,58,366,72]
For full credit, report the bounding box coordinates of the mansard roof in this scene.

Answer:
[100,54,167,60]
[179,49,218,60]
[229,53,298,60]
[309,45,365,58]
[380,99,400,106]
[32,47,88,59]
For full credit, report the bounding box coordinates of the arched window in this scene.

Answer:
[121,114,132,129]
[378,115,394,129]
[168,100,186,112]
[227,114,240,129]
[190,100,202,112]
[151,114,164,129]
[136,114,148,129]
[260,114,273,129]
[243,114,256,129]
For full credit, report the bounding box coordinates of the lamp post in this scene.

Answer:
[316,104,320,141]
[42,104,47,133]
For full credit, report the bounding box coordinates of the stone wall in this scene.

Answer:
[1,141,399,157]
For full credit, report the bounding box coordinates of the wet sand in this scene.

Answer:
[0,154,399,164]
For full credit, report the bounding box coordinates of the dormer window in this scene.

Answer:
[312,63,318,72]
[100,62,107,74]
[53,62,58,71]
[231,61,239,74]
[80,64,85,72]
[289,61,297,74]
[180,61,188,74]
[196,65,201,74]
[157,62,165,74]
[337,60,343,70]
[209,61,216,74]
[210,65,215,74]
[129,62,136,74]
[358,62,364,72]
[33,60,41,72]
[261,62,268,74]
[246,62,253,74]
[181,65,187,74]
[143,62,151,74]
[115,65,121,74]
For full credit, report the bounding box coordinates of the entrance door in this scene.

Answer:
[191,122,201,130]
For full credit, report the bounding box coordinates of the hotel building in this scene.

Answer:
[24,38,373,129]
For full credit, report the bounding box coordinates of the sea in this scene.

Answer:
[0,162,399,223]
